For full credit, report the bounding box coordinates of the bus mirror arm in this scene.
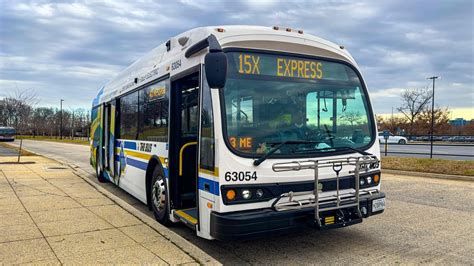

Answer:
[185,35,227,89]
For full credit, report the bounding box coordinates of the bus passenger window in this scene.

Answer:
[120,91,139,140]
[138,80,169,142]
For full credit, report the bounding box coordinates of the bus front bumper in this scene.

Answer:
[210,191,385,241]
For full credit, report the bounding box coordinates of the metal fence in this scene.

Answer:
[380,134,474,159]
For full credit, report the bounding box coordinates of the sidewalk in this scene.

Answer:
[0,155,210,264]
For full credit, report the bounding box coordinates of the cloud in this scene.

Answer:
[0,0,472,116]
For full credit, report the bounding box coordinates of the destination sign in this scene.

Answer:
[229,52,352,82]
[144,80,167,102]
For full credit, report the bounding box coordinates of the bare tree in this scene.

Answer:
[0,89,38,133]
[340,111,362,126]
[397,88,432,134]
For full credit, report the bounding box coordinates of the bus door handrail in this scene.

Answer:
[179,142,198,176]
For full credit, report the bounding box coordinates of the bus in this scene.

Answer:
[90,26,385,240]
[0,127,16,142]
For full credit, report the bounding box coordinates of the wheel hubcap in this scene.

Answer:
[152,178,166,212]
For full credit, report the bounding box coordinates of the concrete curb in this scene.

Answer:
[382,168,473,182]
[4,143,220,265]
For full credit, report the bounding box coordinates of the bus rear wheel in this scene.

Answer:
[96,152,108,183]
[150,167,169,225]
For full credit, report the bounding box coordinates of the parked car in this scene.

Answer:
[378,132,408,144]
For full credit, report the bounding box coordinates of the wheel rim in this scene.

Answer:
[152,178,166,212]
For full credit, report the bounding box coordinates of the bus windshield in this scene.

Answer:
[222,51,375,156]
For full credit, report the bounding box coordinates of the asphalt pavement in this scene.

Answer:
[6,139,474,264]
[0,143,18,156]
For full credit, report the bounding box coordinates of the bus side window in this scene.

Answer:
[138,79,169,142]
[120,91,139,140]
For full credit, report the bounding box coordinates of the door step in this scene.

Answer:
[173,208,197,230]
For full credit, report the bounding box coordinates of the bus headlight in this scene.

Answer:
[359,172,381,188]
[242,189,252,199]
[221,187,272,204]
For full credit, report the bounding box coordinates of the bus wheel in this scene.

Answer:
[96,152,108,183]
[151,168,169,225]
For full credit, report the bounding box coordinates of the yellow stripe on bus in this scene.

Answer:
[125,150,152,161]
[199,167,219,177]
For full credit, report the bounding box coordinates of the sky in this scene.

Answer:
[0,0,473,119]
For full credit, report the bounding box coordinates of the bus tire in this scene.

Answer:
[96,152,108,183]
[150,167,169,225]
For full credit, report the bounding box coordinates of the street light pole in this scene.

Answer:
[60,99,64,140]
[427,76,439,158]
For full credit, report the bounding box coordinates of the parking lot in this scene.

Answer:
[4,140,474,264]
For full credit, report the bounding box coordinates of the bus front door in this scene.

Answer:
[102,101,117,181]
[169,71,200,228]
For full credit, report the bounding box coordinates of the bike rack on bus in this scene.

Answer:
[272,155,379,227]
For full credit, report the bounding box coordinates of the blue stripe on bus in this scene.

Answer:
[126,157,147,170]
[198,177,219,196]
[115,140,136,150]
[123,141,137,150]
[115,155,169,178]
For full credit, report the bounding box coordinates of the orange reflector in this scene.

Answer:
[226,189,236,201]
[286,28,292,32]
[374,174,380,183]
[207,202,213,209]
[216,28,225,32]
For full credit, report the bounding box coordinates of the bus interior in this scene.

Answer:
[169,71,200,227]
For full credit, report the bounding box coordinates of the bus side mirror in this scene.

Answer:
[205,52,227,89]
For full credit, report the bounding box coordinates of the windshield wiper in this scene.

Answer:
[253,140,320,166]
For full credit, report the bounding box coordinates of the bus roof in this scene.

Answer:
[93,25,358,107]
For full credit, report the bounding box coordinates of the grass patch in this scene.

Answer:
[18,135,89,145]
[382,156,474,176]
[0,142,35,156]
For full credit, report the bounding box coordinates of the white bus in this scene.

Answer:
[0,127,16,141]
[90,26,385,240]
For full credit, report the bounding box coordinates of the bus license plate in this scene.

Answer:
[372,198,385,212]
